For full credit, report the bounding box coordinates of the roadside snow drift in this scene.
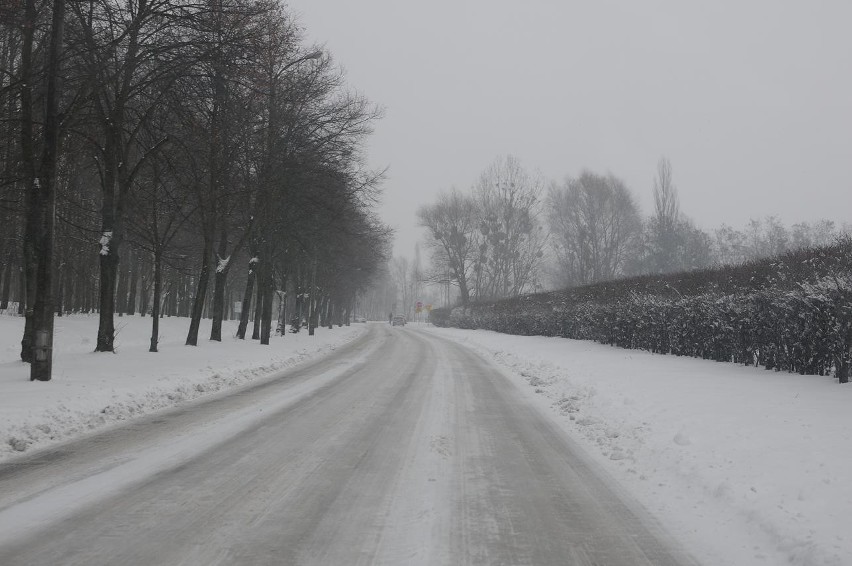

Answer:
[422,326,852,566]
[0,315,365,461]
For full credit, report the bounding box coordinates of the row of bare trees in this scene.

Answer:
[418,156,847,305]
[0,0,391,377]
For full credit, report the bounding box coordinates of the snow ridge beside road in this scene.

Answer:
[420,325,852,566]
[0,315,366,461]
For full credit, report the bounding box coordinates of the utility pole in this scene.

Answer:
[31,0,66,381]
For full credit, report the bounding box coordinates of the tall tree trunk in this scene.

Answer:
[236,257,256,339]
[308,259,317,336]
[65,260,74,313]
[309,295,319,336]
[186,236,213,345]
[139,267,149,317]
[276,274,287,336]
[210,226,229,341]
[210,267,227,340]
[96,236,120,351]
[167,278,174,317]
[0,253,12,309]
[30,0,65,380]
[55,263,64,316]
[126,251,138,315]
[115,248,129,317]
[66,266,76,313]
[17,266,25,315]
[252,258,263,340]
[18,0,37,362]
[259,257,273,345]
[93,0,144,351]
[149,251,162,352]
[75,267,86,313]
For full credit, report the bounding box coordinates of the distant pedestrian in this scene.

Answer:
[389,312,393,324]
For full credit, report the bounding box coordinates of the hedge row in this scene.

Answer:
[430,240,852,382]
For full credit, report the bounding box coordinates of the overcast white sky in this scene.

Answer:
[287,0,852,258]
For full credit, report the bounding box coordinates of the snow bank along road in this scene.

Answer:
[0,323,698,565]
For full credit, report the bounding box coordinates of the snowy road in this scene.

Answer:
[0,324,697,565]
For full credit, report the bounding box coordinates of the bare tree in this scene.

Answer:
[547,171,641,287]
[791,219,838,250]
[473,155,547,299]
[418,189,479,306]
[125,143,194,352]
[68,0,197,352]
[390,256,412,318]
[648,157,681,273]
[26,0,66,380]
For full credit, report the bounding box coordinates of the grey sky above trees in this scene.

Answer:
[288,0,852,258]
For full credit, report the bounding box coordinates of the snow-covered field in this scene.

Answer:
[0,314,365,461]
[421,325,852,566]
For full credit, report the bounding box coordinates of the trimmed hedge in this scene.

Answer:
[430,240,852,382]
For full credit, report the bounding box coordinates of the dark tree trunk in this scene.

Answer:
[210,225,230,341]
[293,280,303,329]
[236,259,256,339]
[55,263,64,316]
[65,267,75,313]
[30,0,65,380]
[319,296,327,328]
[276,274,287,335]
[64,261,74,313]
[0,253,12,309]
[839,330,851,385]
[170,273,180,317]
[18,0,37,362]
[308,260,317,336]
[126,251,138,315]
[75,267,86,313]
[115,249,129,317]
[210,268,227,340]
[139,267,149,317]
[150,251,162,352]
[96,245,120,351]
[259,259,273,345]
[186,237,213,345]
[276,292,286,335]
[20,192,39,362]
[252,261,263,340]
[17,267,25,315]
[308,296,319,336]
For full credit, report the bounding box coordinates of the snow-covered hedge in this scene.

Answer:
[430,240,852,382]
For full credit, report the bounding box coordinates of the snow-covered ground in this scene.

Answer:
[3,314,850,565]
[421,324,852,566]
[0,314,365,461]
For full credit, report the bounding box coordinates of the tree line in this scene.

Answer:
[0,0,391,377]
[418,155,847,305]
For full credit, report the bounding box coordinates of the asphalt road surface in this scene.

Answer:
[0,324,699,565]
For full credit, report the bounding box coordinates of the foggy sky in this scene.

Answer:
[286,0,852,258]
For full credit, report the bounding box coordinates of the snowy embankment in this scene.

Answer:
[0,314,365,462]
[421,325,852,566]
